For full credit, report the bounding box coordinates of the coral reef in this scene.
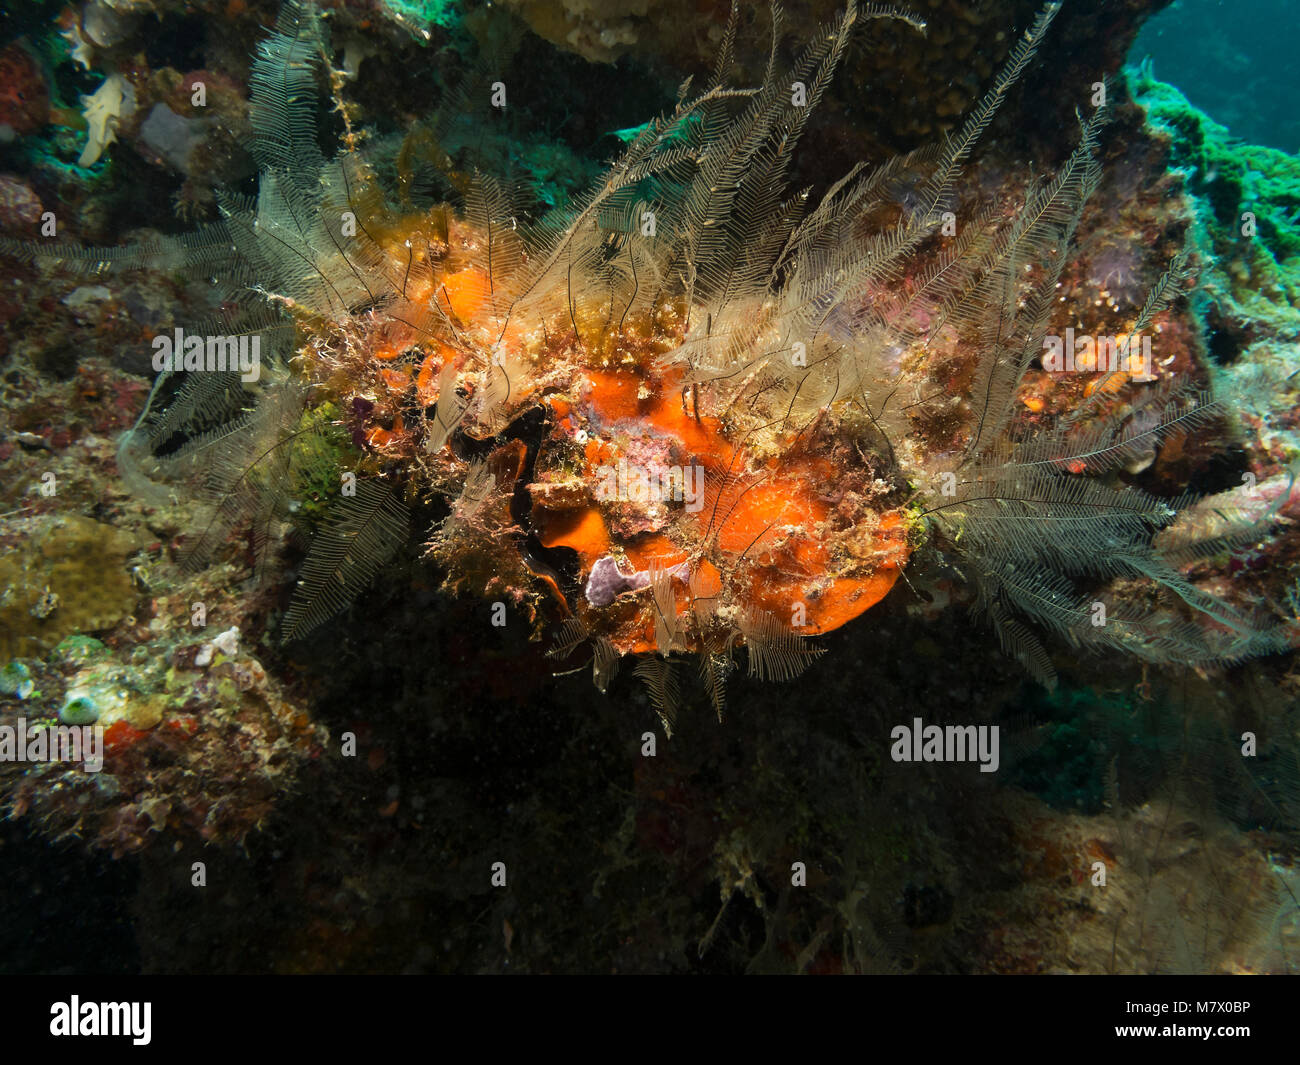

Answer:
[0,0,1295,977]
[21,1,1270,738]
[1,623,327,857]
[1124,68,1300,629]
[0,352,327,856]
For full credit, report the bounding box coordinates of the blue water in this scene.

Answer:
[1131,0,1300,153]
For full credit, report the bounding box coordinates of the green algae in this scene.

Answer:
[1133,68,1300,265]
[383,0,460,35]
[279,401,370,536]
[54,635,110,665]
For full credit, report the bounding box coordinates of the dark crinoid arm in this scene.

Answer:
[924,358,1297,688]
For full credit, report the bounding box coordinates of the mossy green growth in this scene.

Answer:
[515,141,603,212]
[213,676,242,706]
[286,401,362,533]
[1003,685,1171,814]
[382,0,460,35]
[1132,68,1300,264]
[902,493,931,542]
[53,635,110,667]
